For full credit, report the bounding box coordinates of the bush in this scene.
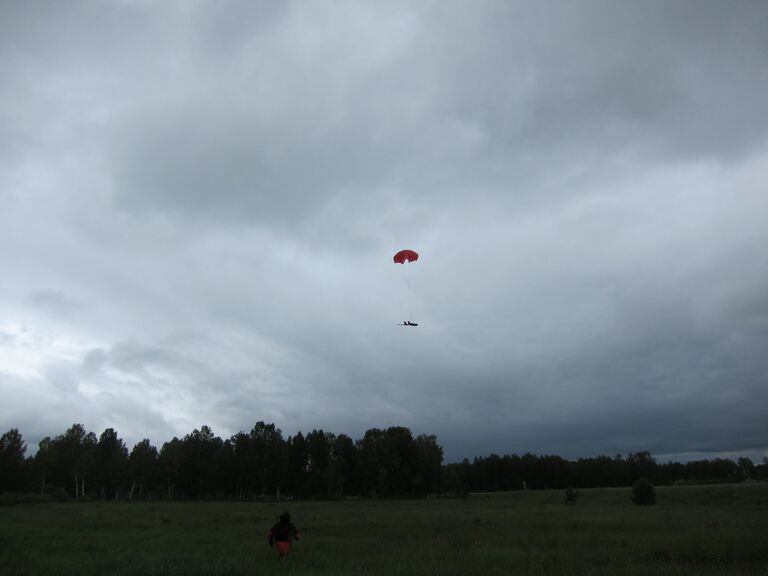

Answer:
[564,487,580,504]
[631,478,656,505]
[0,493,55,506]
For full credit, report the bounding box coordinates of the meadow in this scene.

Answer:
[1,484,767,576]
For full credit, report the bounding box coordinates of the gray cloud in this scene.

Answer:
[1,1,766,463]
[25,289,86,318]
[91,0,768,242]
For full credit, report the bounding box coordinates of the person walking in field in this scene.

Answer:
[268,512,301,558]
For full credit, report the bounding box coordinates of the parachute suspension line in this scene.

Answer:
[406,260,413,322]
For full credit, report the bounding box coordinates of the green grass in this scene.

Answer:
[1,484,767,575]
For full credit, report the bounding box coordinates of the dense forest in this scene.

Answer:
[1,424,765,501]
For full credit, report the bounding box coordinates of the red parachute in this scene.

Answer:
[393,249,419,264]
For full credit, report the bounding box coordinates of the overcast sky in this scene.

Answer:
[2,1,767,463]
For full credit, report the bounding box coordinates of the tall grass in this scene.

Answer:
[1,484,766,575]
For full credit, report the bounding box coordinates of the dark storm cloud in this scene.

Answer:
[92,0,768,239]
[1,1,767,463]
[435,316,768,462]
[452,1,768,162]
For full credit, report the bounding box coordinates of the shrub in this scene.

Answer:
[564,487,580,504]
[0,493,55,506]
[631,478,656,505]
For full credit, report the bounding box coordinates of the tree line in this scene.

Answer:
[0,423,442,500]
[1,424,765,501]
[445,451,768,494]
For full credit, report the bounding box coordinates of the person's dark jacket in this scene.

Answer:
[269,514,300,546]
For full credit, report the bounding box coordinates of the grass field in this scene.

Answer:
[1,484,767,575]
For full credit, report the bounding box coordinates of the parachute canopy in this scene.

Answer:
[393,249,419,264]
